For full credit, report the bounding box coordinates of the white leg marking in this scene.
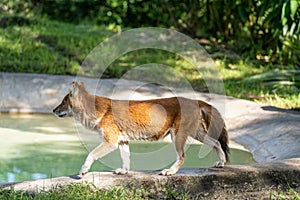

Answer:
[160,133,186,176]
[160,156,185,176]
[115,143,130,175]
[79,142,117,178]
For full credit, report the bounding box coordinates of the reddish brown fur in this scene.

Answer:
[53,82,229,176]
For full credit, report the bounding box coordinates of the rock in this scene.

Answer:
[2,159,300,199]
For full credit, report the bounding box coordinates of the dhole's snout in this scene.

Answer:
[53,107,65,117]
[53,93,73,118]
[53,107,68,117]
[53,104,71,118]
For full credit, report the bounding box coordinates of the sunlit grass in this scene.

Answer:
[0,183,190,200]
[0,17,112,74]
[217,61,300,109]
[270,186,300,200]
[1,182,299,200]
[0,16,298,109]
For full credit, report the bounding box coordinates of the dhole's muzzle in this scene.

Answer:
[53,93,73,118]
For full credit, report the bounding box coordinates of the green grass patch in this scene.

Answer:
[217,61,300,109]
[0,16,299,109]
[0,16,113,75]
[1,182,299,200]
[270,186,300,200]
[0,183,189,200]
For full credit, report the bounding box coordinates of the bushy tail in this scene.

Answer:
[199,101,230,163]
[218,126,230,163]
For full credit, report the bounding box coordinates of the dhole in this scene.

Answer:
[53,81,229,177]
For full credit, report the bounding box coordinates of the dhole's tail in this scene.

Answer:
[218,126,230,163]
[200,102,230,163]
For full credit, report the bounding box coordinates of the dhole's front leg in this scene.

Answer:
[79,141,117,178]
[114,141,130,174]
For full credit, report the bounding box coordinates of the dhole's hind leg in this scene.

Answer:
[160,133,187,176]
[205,136,226,167]
[192,132,226,168]
[79,141,117,178]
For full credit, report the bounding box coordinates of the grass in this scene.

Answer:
[0,16,113,75]
[0,15,299,109]
[0,183,189,200]
[270,186,300,200]
[1,182,299,200]
[217,61,300,109]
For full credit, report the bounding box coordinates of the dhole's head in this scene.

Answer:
[53,81,88,117]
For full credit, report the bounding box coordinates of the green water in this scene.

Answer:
[0,114,255,183]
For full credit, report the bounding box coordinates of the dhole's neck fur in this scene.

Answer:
[71,83,110,130]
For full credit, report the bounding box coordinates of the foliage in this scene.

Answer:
[0,1,299,108]
[0,17,113,74]
[0,16,203,87]
[0,0,37,17]
[0,16,299,108]
[218,61,300,109]
[1,0,298,65]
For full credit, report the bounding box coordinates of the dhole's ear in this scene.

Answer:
[77,81,84,85]
[70,81,79,97]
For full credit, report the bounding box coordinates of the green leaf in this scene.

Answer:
[290,0,299,19]
[264,4,281,25]
[258,0,270,17]
[281,1,289,26]
[289,22,297,36]
[237,5,248,22]
[281,37,300,52]
[283,24,289,35]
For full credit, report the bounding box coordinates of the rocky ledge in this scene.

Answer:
[2,159,300,199]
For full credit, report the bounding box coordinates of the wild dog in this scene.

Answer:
[53,81,229,177]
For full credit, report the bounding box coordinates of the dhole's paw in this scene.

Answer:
[79,166,89,178]
[114,168,128,175]
[213,161,225,168]
[78,170,88,178]
[160,168,177,176]
[78,171,88,179]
